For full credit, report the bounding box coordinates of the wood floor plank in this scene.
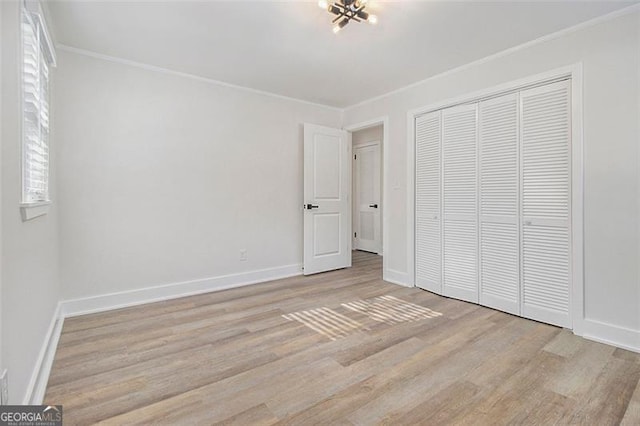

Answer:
[544,338,616,398]
[45,251,640,425]
[346,319,554,424]
[388,380,482,425]
[569,357,640,424]
[621,379,640,425]
[215,404,279,426]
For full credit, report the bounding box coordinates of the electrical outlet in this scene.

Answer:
[0,369,8,405]
[239,249,248,261]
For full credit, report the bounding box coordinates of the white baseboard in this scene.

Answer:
[23,302,64,405]
[24,263,301,404]
[26,263,639,409]
[383,268,412,287]
[580,319,640,353]
[61,263,303,318]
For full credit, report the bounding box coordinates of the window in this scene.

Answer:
[21,1,55,209]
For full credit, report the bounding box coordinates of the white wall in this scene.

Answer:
[1,0,61,403]
[54,50,342,302]
[344,11,640,347]
[352,125,383,253]
[0,0,4,380]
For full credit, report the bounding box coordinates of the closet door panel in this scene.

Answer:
[479,93,520,315]
[415,112,442,293]
[442,103,478,303]
[520,80,571,328]
[444,219,478,300]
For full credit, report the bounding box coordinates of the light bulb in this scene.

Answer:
[333,18,348,33]
[318,0,329,9]
[368,14,378,24]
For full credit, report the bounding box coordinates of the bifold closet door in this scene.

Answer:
[415,111,442,293]
[478,93,520,315]
[442,104,478,303]
[520,80,571,328]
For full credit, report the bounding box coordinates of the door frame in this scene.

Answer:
[345,117,389,275]
[353,140,382,254]
[406,64,584,334]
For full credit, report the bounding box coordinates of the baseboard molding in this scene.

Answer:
[23,302,65,405]
[383,268,412,287]
[61,263,303,318]
[580,319,640,353]
[26,264,639,408]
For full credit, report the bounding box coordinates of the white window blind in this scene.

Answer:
[22,2,54,204]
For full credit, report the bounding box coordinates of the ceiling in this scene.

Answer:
[46,1,636,108]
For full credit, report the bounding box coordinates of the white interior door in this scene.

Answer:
[479,93,520,315]
[303,123,351,275]
[442,103,479,303]
[354,142,381,254]
[415,111,442,293]
[414,79,573,330]
[520,80,571,328]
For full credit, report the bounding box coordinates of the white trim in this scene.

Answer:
[569,65,585,335]
[20,202,51,221]
[53,4,640,113]
[581,319,640,353]
[407,111,416,288]
[383,269,412,288]
[407,68,574,119]
[23,302,63,405]
[407,64,584,331]
[344,3,640,111]
[27,264,300,403]
[61,263,302,318]
[344,117,389,270]
[638,10,640,356]
[56,45,343,113]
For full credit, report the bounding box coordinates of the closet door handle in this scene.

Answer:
[369,204,378,208]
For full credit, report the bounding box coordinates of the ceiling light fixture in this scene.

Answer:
[318,0,378,33]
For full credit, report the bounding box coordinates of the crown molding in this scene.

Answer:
[344,3,640,111]
[56,44,345,112]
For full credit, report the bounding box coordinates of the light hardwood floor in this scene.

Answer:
[46,251,640,425]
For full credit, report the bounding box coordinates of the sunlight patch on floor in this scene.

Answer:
[342,295,442,325]
[282,307,366,341]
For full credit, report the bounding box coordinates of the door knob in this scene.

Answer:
[305,204,319,210]
[369,204,378,208]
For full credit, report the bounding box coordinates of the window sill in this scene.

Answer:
[20,201,51,221]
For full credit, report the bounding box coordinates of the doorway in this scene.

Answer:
[350,124,384,260]
[301,119,387,277]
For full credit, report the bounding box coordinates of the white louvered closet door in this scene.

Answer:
[520,80,571,328]
[479,93,520,315]
[442,104,478,303]
[415,111,442,293]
